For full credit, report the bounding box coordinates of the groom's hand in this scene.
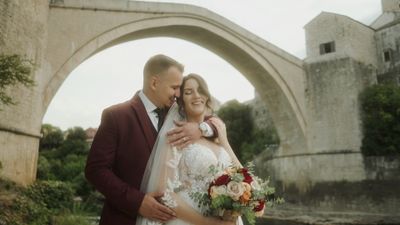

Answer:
[138,192,176,223]
[167,121,201,149]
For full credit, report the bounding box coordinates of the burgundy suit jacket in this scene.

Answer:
[85,94,157,225]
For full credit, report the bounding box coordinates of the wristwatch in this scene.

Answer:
[199,122,209,136]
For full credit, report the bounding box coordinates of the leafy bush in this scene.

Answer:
[0,178,97,225]
[37,124,102,216]
[0,54,35,106]
[25,181,74,212]
[0,194,50,225]
[37,155,52,180]
[360,84,400,156]
[51,214,91,225]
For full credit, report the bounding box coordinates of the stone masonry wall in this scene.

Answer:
[260,155,400,223]
[0,0,49,185]
[305,58,376,154]
[375,23,400,84]
[305,13,377,67]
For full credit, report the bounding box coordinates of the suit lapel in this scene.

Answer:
[130,93,157,152]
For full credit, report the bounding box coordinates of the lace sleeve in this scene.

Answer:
[177,150,192,190]
[159,146,183,208]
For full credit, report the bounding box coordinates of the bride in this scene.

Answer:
[136,74,243,225]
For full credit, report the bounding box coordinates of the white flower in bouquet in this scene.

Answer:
[250,179,261,191]
[226,181,245,201]
[210,185,227,199]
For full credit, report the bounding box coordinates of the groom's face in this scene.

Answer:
[154,66,183,108]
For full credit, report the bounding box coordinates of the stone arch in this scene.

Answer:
[0,1,309,185]
[43,10,308,157]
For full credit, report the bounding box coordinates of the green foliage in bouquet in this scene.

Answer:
[189,162,283,225]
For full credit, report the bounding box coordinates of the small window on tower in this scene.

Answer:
[320,41,336,55]
[383,50,392,62]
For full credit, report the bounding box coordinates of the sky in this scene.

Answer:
[43,0,382,130]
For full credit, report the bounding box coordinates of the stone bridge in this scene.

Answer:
[1,0,308,185]
[4,0,397,221]
[0,0,382,211]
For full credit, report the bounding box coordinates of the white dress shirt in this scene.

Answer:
[138,90,159,130]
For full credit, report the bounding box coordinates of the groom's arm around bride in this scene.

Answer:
[85,54,217,225]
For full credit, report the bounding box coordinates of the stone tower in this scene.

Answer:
[382,0,400,12]
[372,0,400,84]
[304,12,377,156]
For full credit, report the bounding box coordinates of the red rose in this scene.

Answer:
[254,200,265,212]
[214,174,231,186]
[240,168,253,184]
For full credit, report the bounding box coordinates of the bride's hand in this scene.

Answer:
[209,117,228,145]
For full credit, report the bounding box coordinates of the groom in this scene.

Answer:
[85,54,216,225]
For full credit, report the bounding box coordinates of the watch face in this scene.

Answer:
[199,122,207,133]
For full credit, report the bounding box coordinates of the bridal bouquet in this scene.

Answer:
[190,163,283,225]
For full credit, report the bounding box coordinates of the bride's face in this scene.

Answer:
[182,78,208,119]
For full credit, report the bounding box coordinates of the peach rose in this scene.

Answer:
[242,182,252,192]
[239,190,252,204]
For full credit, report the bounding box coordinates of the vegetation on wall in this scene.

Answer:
[360,84,400,156]
[0,54,35,106]
[0,124,102,225]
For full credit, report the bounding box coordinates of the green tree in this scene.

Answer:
[217,100,254,160]
[36,155,52,180]
[58,139,89,157]
[217,100,280,163]
[40,124,64,150]
[0,54,35,106]
[59,154,86,181]
[240,127,280,162]
[38,125,95,203]
[360,84,400,156]
[65,127,87,142]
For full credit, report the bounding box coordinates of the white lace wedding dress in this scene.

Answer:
[166,142,241,225]
[136,103,243,225]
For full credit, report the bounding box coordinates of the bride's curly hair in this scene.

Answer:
[177,73,214,118]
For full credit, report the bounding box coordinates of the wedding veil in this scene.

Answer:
[136,102,243,225]
[136,103,182,225]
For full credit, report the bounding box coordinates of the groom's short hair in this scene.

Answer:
[143,54,184,78]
